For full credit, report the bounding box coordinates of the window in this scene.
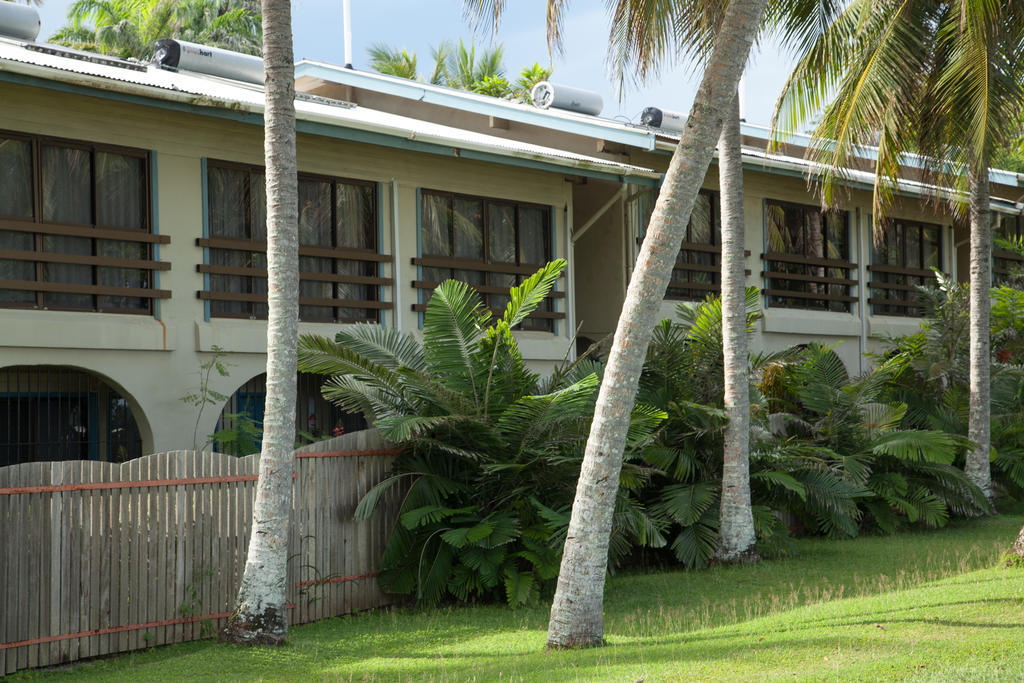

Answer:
[869,220,942,316]
[0,366,143,466]
[763,200,855,312]
[415,190,561,332]
[214,372,366,454]
[200,161,388,323]
[0,131,168,314]
[633,189,722,300]
[994,213,1024,286]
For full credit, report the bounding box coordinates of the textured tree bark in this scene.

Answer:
[965,165,992,503]
[221,0,299,646]
[545,0,770,649]
[1010,525,1024,558]
[713,94,758,564]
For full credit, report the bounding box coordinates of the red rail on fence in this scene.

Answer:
[0,430,402,676]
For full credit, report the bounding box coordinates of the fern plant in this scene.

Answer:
[299,261,666,606]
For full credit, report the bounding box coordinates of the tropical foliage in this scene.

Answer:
[631,289,986,569]
[878,272,1024,500]
[51,0,262,60]
[298,261,666,606]
[367,38,551,102]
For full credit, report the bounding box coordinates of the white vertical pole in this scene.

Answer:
[343,0,353,67]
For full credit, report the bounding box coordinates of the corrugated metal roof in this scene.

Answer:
[0,38,661,181]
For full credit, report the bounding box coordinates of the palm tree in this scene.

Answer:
[368,38,510,95]
[220,0,298,646]
[604,0,843,565]
[465,0,771,649]
[772,0,1024,503]
[367,42,418,79]
[50,0,261,61]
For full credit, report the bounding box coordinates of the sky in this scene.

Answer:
[31,0,801,128]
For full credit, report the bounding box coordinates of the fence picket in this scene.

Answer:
[0,430,398,676]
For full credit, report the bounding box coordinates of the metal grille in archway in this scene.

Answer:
[0,366,143,466]
[214,372,365,455]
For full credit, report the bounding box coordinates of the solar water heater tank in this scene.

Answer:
[154,39,264,84]
[530,82,603,116]
[0,3,41,41]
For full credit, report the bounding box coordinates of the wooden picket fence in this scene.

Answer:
[0,429,403,675]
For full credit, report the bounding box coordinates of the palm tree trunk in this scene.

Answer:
[965,164,992,503]
[221,0,299,646]
[545,0,769,649]
[714,92,758,563]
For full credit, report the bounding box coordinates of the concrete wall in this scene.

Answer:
[0,82,574,454]
[591,163,966,376]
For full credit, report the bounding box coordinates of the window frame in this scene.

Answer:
[868,218,944,317]
[762,198,856,313]
[0,128,163,315]
[415,188,560,332]
[200,158,387,324]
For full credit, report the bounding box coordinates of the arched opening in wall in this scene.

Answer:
[0,366,143,466]
[214,372,366,455]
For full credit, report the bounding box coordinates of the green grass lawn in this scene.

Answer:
[26,506,1024,681]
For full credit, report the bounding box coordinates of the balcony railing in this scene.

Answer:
[867,264,939,316]
[761,252,858,311]
[410,256,566,323]
[196,237,393,323]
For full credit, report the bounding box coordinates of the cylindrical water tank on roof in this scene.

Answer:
[153,39,264,84]
[0,3,41,41]
[641,107,687,134]
[530,82,603,117]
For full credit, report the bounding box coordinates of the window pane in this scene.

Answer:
[41,145,91,224]
[208,166,248,239]
[519,207,548,266]
[96,152,144,229]
[453,198,483,260]
[923,226,940,269]
[488,204,516,264]
[0,230,35,293]
[41,235,92,308]
[299,255,333,321]
[298,179,332,247]
[337,183,375,249]
[421,194,451,256]
[250,173,267,242]
[688,194,713,244]
[0,138,32,219]
[97,240,147,309]
[905,225,921,270]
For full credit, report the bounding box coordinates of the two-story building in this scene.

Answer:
[1,30,1021,464]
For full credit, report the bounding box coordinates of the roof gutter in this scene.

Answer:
[0,58,658,183]
[295,61,659,151]
[653,137,1020,215]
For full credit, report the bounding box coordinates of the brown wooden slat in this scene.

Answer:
[196,291,393,309]
[196,237,390,262]
[410,303,566,319]
[197,264,391,286]
[868,280,928,293]
[411,280,566,297]
[993,249,1024,260]
[761,288,858,303]
[667,281,720,292]
[0,249,170,271]
[762,252,857,269]
[868,297,926,308]
[762,271,858,286]
[0,279,171,299]
[866,264,940,278]
[0,219,170,244]
[411,256,564,276]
